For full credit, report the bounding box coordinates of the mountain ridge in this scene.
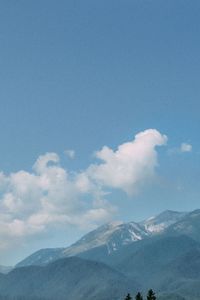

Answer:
[16,209,187,268]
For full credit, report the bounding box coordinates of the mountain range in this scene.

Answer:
[16,209,186,268]
[1,209,200,300]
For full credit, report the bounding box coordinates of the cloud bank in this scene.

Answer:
[0,129,167,251]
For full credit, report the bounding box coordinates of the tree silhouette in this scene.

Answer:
[146,289,156,300]
[135,292,143,300]
[124,293,132,300]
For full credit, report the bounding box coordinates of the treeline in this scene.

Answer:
[0,289,156,300]
[124,289,156,300]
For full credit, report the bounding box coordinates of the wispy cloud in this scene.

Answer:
[64,149,75,159]
[0,129,167,251]
[168,142,192,155]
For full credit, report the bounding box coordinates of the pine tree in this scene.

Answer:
[146,289,156,300]
[135,292,143,300]
[124,293,132,300]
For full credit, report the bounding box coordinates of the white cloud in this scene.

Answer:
[180,143,192,153]
[87,129,167,195]
[0,129,167,252]
[33,152,60,174]
[0,153,115,251]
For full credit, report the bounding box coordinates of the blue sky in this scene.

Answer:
[0,0,199,265]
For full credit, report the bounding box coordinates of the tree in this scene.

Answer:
[146,289,156,300]
[124,293,132,300]
[135,292,143,300]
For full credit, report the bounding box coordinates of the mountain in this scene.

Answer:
[0,266,12,274]
[166,209,200,242]
[63,221,148,255]
[16,221,148,267]
[10,235,200,300]
[102,234,200,299]
[0,257,136,300]
[108,235,200,287]
[8,209,200,300]
[156,247,200,300]
[16,248,65,268]
[17,210,186,267]
[141,210,186,233]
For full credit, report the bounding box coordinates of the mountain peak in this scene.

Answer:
[141,210,187,234]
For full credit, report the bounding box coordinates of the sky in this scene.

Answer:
[0,0,199,265]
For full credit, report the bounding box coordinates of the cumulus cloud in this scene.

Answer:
[0,129,167,251]
[0,153,115,251]
[87,129,167,194]
[180,143,192,153]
